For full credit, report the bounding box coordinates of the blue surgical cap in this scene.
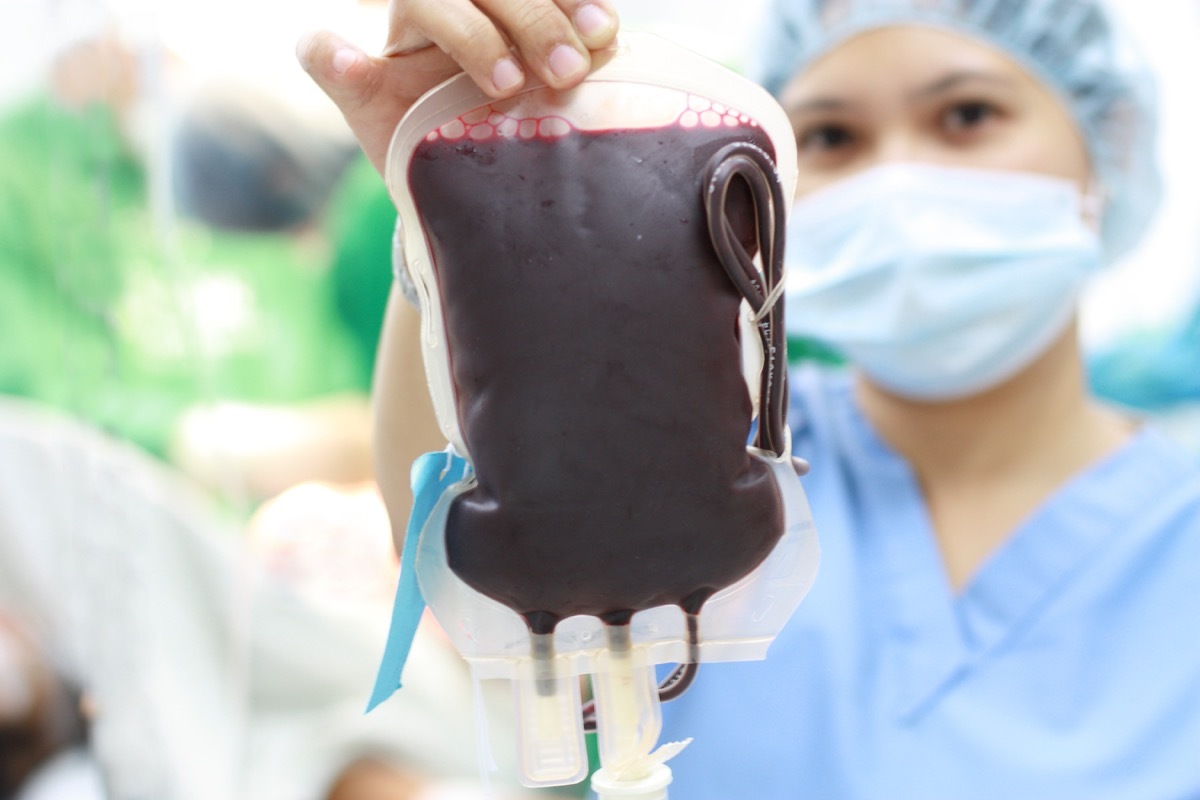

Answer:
[750,0,1161,259]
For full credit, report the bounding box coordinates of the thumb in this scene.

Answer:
[296,30,454,176]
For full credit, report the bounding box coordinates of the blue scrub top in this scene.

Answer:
[661,367,1200,799]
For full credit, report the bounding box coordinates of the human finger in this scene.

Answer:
[297,30,459,174]
[472,0,597,89]
[390,0,530,97]
[550,0,619,51]
[382,0,620,100]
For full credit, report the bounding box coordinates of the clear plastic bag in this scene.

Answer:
[384,33,819,787]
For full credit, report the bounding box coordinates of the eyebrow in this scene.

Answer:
[786,69,1017,115]
[909,70,1017,99]
[786,96,856,115]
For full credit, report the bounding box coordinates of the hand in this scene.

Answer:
[247,480,398,608]
[298,0,620,174]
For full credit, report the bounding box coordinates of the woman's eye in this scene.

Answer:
[942,101,998,133]
[797,124,855,153]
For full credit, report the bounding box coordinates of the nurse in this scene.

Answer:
[301,0,1200,797]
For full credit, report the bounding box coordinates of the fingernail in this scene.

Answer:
[492,57,524,93]
[575,3,612,39]
[548,44,586,81]
[332,47,361,75]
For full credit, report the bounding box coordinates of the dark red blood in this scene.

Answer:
[408,122,783,635]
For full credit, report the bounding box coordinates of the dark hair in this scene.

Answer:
[171,85,356,232]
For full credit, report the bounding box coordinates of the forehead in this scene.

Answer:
[779,25,1039,105]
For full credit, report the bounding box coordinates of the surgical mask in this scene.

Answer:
[785,163,1103,400]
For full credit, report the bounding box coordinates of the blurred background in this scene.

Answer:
[0,0,1198,797]
[2,0,1198,495]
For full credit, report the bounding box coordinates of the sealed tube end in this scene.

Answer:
[591,637,661,776]
[591,763,672,800]
[514,655,587,787]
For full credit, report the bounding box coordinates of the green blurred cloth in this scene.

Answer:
[0,95,375,457]
[327,156,395,377]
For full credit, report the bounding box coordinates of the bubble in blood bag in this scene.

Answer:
[429,95,754,147]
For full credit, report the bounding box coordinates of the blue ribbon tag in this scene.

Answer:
[366,449,470,712]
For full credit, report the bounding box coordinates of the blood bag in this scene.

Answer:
[375,33,819,790]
